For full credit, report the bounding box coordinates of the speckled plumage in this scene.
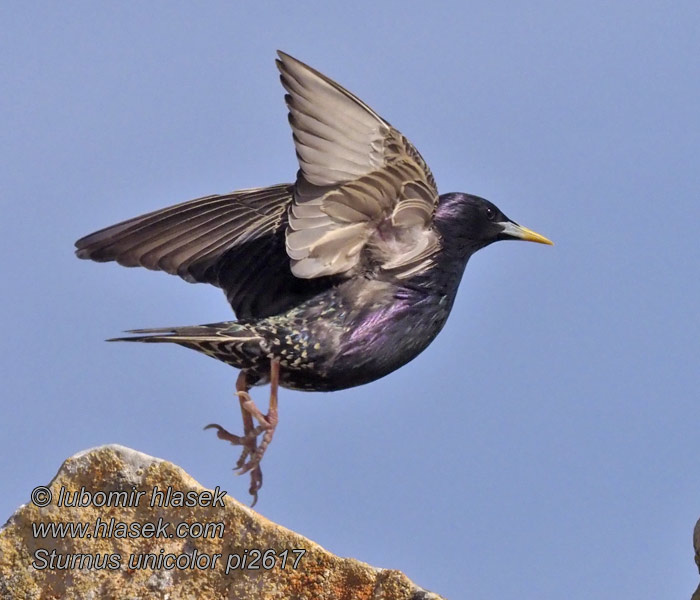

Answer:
[76,52,552,503]
[119,275,453,392]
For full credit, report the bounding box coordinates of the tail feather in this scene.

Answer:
[105,321,264,370]
[107,321,266,369]
[106,322,237,343]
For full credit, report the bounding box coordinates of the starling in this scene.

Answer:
[75,51,552,505]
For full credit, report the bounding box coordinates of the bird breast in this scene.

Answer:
[305,280,451,389]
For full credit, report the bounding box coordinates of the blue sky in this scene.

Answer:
[2,2,699,598]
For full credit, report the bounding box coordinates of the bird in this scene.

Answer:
[75,51,552,505]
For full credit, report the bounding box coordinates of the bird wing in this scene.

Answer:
[75,184,327,319]
[76,53,440,318]
[277,51,441,279]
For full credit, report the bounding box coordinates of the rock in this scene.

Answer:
[0,445,443,600]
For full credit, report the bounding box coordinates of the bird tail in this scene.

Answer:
[107,321,265,369]
[106,324,231,344]
[106,322,263,370]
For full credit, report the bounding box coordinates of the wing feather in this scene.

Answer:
[276,51,441,280]
[76,52,445,320]
[76,185,291,282]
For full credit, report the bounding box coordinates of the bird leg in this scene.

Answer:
[235,359,280,476]
[233,370,258,469]
[204,370,263,505]
[204,361,280,506]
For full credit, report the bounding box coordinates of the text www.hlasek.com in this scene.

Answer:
[32,517,224,540]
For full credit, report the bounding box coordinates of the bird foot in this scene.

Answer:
[205,361,280,508]
[204,422,264,506]
[203,392,277,506]
[231,392,279,477]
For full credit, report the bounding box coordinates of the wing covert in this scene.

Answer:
[277,51,441,280]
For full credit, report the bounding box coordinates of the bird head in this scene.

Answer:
[434,193,553,255]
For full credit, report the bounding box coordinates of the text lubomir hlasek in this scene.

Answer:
[56,485,226,508]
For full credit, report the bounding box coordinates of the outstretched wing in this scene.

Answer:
[75,184,330,319]
[76,52,441,318]
[277,51,441,279]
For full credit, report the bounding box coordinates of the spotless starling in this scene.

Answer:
[76,52,553,505]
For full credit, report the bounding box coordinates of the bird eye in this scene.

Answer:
[485,207,496,221]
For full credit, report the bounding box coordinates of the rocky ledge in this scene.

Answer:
[0,445,443,600]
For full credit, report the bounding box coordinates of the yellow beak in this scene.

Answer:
[500,221,554,245]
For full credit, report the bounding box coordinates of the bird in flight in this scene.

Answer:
[75,51,552,505]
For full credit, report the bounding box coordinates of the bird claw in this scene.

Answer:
[232,461,262,507]
[205,422,264,506]
[247,468,262,508]
[204,423,247,445]
[235,454,261,475]
[205,423,259,468]
[234,426,276,479]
